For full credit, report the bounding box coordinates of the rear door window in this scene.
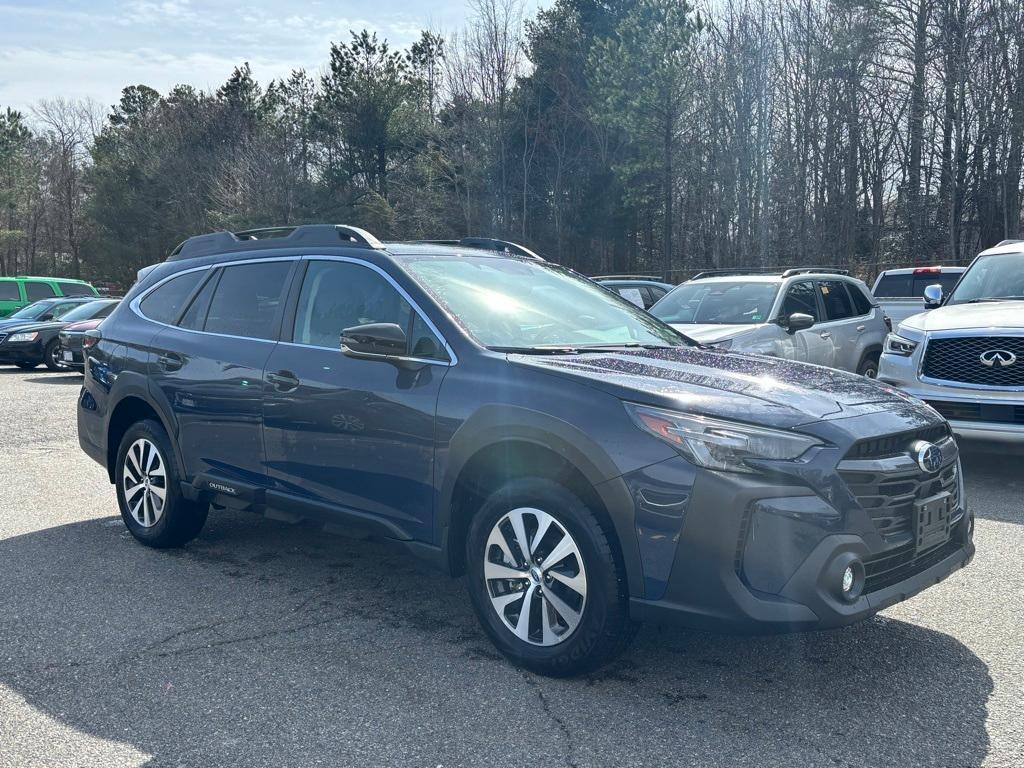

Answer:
[0,282,20,301]
[203,261,292,340]
[25,282,56,301]
[818,280,855,321]
[848,284,874,315]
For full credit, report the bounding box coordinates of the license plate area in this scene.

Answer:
[62,351,74,362]
[915,492,951,552]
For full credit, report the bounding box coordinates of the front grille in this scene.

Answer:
[923,336,1024,386]
[925,399,1024,425]
[862,538,962,593]
[846,423,951,460]
[839,461,959,538]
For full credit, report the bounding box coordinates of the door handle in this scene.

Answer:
[157,353,184,372]
[267,370,300,392]
[856,325,866,332]
[819,331,832,340]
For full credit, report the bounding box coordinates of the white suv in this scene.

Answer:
[879,240,1024,442]
[650,270,890,376]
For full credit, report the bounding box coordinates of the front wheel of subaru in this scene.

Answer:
[465,478,635,677]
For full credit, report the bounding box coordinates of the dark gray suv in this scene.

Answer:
[77,225,974,676]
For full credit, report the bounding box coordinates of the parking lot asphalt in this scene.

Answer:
[0,367,1021,768]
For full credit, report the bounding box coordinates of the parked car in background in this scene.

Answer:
[0,297,97,332]
[0,276,99,317]
[650,270,889,377]
[871,266,966,328]
[593,276,675,309]
[77,225,973,676]
[0,298,116,370]
[56,299,121,371]
[879,240,1024,442]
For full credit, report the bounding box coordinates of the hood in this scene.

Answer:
[669,323,758,344]
[900,300,1024,333]
[0,320,64,335]
[511,347,930,428]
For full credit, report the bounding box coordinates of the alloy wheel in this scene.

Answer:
[122,438,167,528]
[483,507,588,646]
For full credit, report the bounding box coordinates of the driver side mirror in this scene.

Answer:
[341,322,408,359]
[781,312,815,334]
[39,312,55,321]
[923,284,943,309]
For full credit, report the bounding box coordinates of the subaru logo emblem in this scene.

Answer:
[979,349,1017,367]
[911,440,943,474]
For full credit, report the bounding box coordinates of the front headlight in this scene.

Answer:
[7,331,39,343]
[884,333,917,356]
[625,403,823,473]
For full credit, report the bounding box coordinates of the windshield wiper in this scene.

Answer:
[488,345,582,355]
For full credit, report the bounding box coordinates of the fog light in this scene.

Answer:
[842,566,855,595]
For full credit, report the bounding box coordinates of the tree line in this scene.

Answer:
[1,0,1023,284]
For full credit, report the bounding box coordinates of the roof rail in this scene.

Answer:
[167,224,384,262]
[406,236,545,261]
[591,274,664,281]
[995,239,1024,247]
[780,267,850,277]
[688,268,781,281]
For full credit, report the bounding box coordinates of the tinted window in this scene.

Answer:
[204,262,292,340]
[872,273,912,297]
[25,282,56,301]
[57,281,95,297]
[912,273,961,296]
[178,273,218,331]
[0,282,20,300]
[848,284,873,315]
[780,281,817,319]
[140,270,205,325]
[60,300,116,323]
[818,280,854,321]
[292,261,414,348]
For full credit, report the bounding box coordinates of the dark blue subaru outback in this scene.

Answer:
[78,225,974,676]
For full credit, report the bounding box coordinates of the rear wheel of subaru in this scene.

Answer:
[115,419,207,548]
[465,478,635,677]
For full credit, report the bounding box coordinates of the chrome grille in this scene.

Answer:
[923,336,1024,386]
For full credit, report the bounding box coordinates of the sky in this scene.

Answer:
[0,0,509,116]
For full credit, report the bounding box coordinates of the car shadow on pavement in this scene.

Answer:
[22,374,83,386]
[0,511,992,767]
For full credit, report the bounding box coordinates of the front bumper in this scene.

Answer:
[0,340,43,364]
[879,350,1024,442]
[622,435,974,632]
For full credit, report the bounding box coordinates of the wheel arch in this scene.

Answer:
[105,392,179,484]
[439,416,643,598]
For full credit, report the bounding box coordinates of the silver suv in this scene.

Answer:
[650,270,889,377]
[878,240,1024,442]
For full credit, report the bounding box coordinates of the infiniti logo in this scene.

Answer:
[911,440,943,474]
[979,349,1017,368]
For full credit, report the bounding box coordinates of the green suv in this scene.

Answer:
[0,276,99,318]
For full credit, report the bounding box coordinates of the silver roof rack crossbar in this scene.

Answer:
[167,224,383,261]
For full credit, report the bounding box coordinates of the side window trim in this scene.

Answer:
[129,256,300,342]
[279,255,456,366]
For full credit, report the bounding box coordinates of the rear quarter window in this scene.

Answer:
[140,270,207,325]
[0,282,20,301]
[56,281,97,297]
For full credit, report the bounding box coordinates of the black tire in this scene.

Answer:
[15,361,38,370]
[465,477,635,677]
[858,352,880,379]
[114,419,207,548]
[43,339,63,371]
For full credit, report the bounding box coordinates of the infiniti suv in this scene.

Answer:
[77,225,974,675]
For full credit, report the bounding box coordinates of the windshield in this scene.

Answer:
[9,301,55,319]
[651,281,779,325]
[60,300,115,323]
[401,256,690,350]
[947,252,1024,304]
